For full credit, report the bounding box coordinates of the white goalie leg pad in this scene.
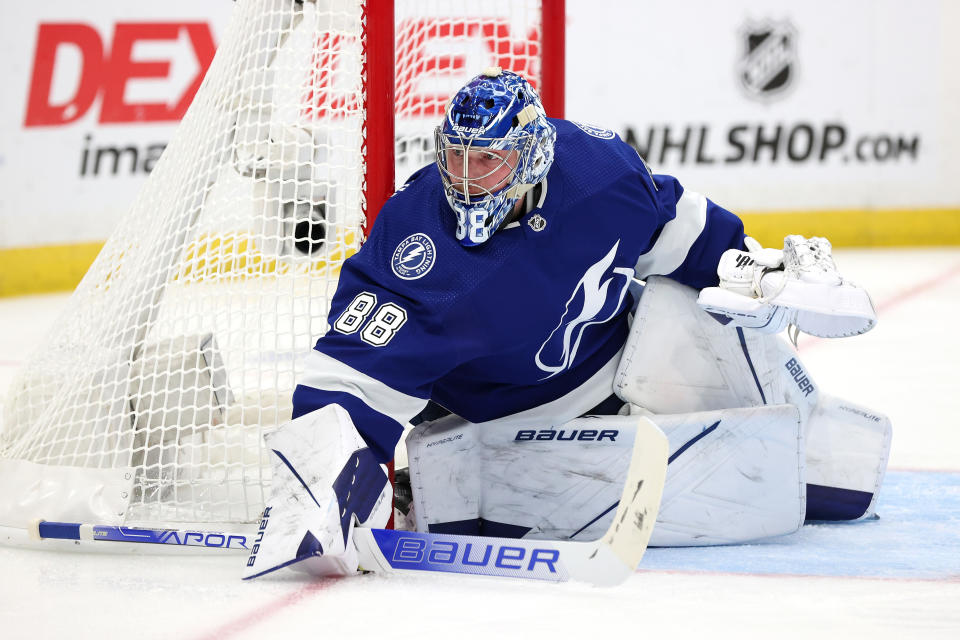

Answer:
[244,404,392,579]
[404,413,482,533]
[406,413,641,541]
[407,406,803,545]
[481,416,641,541]
[804,395,891,521]
[645,404,805,546]
[615,276,820,423]
[615,276,891,523]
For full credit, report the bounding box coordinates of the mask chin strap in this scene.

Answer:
[497,183,534,228]
[506,177,548,209]
[504,182,535,200]
[502,179,547,228]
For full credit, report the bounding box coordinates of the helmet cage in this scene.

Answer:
[435,130,536,208]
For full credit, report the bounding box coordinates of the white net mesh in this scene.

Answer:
[1,0,546,529]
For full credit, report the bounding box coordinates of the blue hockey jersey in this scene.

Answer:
[293,119,747,462]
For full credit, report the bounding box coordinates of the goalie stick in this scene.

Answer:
[353,416,667,586]
[30,418,667,586]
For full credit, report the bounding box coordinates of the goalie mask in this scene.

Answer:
[435,68,556,246]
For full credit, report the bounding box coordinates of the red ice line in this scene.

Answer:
[190,578,340,640]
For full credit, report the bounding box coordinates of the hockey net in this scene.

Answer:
[0,0,561,539]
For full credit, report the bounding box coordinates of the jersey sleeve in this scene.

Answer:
[291,255,456,464]
[633,174,747,289]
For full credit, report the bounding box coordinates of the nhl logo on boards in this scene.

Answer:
[391,233,437,280]
[527,213,547,232]
[737,20,798,101]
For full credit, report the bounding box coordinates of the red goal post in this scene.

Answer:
[0,0,565,549]
[365,0,565,228]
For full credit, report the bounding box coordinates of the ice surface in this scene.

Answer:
[642,471,960,579]
[1,248,958,639]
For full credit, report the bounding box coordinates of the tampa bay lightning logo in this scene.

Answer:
[535,241,633,378]
[570,121,615,140]
[391,233,436,280]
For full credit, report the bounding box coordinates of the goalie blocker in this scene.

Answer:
[243,404,393,579]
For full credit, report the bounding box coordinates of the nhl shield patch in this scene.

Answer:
[738,20,797,100]
[391,233,436,280]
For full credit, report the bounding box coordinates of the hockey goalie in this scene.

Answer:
[243,68,890,579]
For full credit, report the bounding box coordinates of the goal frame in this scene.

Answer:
[0,0,567,554]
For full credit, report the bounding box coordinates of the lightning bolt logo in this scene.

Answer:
[391,233,437,280]
[535,241,633,378]
[401,244,426,264]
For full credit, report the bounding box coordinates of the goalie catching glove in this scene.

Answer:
[697,235,877,338]
[243,404,392,580]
